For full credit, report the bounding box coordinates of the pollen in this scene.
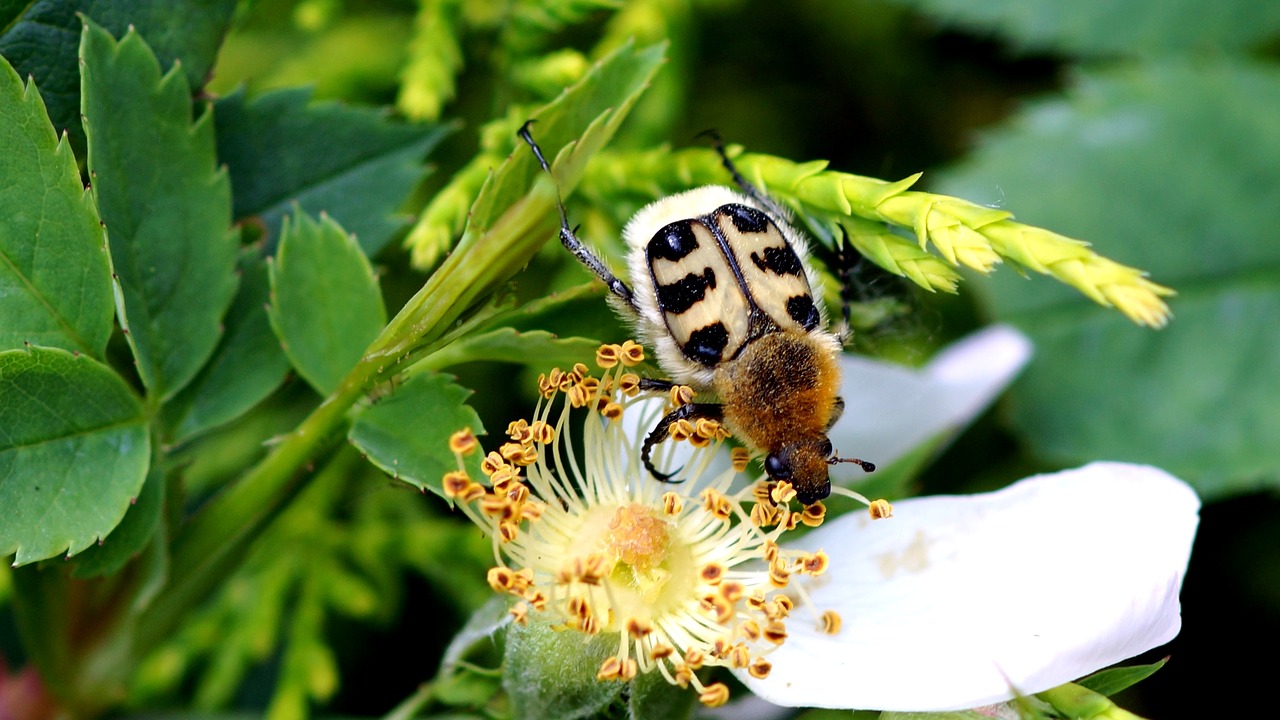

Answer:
[619,373,642,396]
[601,401,624,421]
[748,658,772,679]
[870,498,894,519]
[442,343,852,709]
[619,340,645,366]
[820,609,843,635]
[608,504,670,571]
[442,471,473,498]
[662,492,683,515]
[448,428,479,455]
[771,481,797,505]
[596,343,622,368]
[801,501,826,527]
[671,384,695,407]
[699,683,730,707]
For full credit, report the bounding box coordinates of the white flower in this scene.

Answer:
[445,342,846,708]
[737,462,1199,711]
[444,329,1198,713]
[828,324,1034,482]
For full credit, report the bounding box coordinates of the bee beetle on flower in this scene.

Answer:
[518,122,874,505]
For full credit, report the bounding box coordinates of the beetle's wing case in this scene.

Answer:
[623,186,829,387]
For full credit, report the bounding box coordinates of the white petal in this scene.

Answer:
[739,462,1200,711]
[828,325,1032,484]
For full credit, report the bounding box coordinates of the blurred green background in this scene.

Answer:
[5,0,1278,716]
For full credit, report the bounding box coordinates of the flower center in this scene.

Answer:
[441,342,894,708]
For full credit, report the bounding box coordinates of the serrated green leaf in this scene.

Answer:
[348,372,484,499]
[267,211,386,395]
[70,465,164,578]
[1077,658,1168,696]
[0,346,150,566]
[214,87,452,256]
[0,0,236,145]
[81,21,238,402]
[0,54,113,357]
[937,60,1280,499]
[884,0,1280,56]
[504,622,623,720]
[163,249,290,444]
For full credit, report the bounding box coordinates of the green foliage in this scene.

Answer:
[163,251,291,444]
[628,667,696,720]
[81,20,239,403]
[69,467,165,578]
[348,371,486,499]
[0,346,149,565]
[0,0,235,146]
[214,87,451,256]
[0,0,1246,717]
[503,622,623,720]
[0,55,113,357]
[939,60,1280,499]
[267,211,386,395]
[398,0,464,121]
[1078,658,1168,697]
[884,0,1280,56]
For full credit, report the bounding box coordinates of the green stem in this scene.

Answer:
[382,682,437,720]
[132,184,557,660]
[9,564,72,700]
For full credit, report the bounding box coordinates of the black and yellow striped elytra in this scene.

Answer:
[518,122,873,505]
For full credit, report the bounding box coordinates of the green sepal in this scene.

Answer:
[503,621,624,720]
[1077,657,1169,697]
[628,664,695,720]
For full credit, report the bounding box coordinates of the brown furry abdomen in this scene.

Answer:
[711,330,841,453]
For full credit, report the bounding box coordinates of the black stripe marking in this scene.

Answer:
[648,221,700,262]
[685,322,730,366]
[786,294,820,330]
[723,203,769,234]
[656,267,717,315]
[751,245,804,277]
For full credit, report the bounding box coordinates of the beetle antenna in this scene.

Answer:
[697,129,790,220]
[828,455,876,473]
[518,120,573,240]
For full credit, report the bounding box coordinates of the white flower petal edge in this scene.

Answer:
[738,462,1200,711]
[828,324,1032,482]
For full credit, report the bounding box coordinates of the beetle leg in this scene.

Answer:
[642,402,725,482]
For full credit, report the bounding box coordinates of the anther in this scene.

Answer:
[448,428,479,455]
[699,683,730,707]
[820,609,842,635]
[869,498,894,519]
[619,340,645,366]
